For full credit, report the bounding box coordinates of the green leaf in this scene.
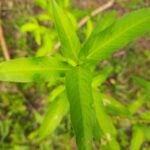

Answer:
[66,67,96,150]
[92,11,117,36]
[57,0,70,8]
[80,8,150,63]
[130,125,145,150]
[101,138,121,150]
[100,93,130,117]
[0,57,69,82]
[48,85,65,102]
[34,0,51,12]
[33,109,43,124]
[132,76,150,100]
[86,19,93,39]
[92,65,113,88]
[142,126,150,141]
[132,76,150,92]
[79,11,116,58]
[21,23,39,33]
[93,91,117,136]
[51,0,80,62]
[128,96,145,115]
[36,94,69,140]
[38,13,52,21]
[140,111,150,121]
[93,91,120,150]
[67,11,78,30]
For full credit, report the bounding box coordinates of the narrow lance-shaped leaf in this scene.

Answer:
[92,11,117,36]
[128,96,146,115]
[93,91,120,150]
[100,93,130,117]
[79,11,116,58]
[93,91,117,135]
[51,0,80,62]
[132,76,150,98]
[21,23,39,33]
[86,19,93,39]
[48,85,65,102]
[31,93,69,140]
[92,65,113,88]
[132,75,150,89]
[66,67,96,150]
[133,125,150,141]
[130,125,145,150]
[80,8,150,63]
[0,57,69,82]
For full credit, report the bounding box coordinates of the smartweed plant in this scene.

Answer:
[0,0,150,149]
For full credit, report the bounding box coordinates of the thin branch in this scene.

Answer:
[53,0,115,51]
[0,24,11,60]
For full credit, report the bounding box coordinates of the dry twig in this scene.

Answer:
[0,24,10,60]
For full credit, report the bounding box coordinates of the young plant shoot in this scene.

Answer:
[0,0,150,149]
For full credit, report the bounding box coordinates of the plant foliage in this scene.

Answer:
[0,0,150,149]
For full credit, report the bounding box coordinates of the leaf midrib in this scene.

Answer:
[76,69,90,147]
[55,4,77,59]
[76,71,86,141]
[63,26,78,59]
[0,67,68,73]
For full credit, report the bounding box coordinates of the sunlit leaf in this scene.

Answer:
[66,67,96,150]
[0,57,69,82]
[93,91,120,150]
[52,0,80,63]
[132,76,150,98]
[35,94,69,140]
[128,96,145,115]
[48,85,65,102]
[142,126,150,141]
[130,125,145,150]
[80,8,150,63]
[100,93,130,117]
[34,0,51,12]
[21,23,39,32]
[86,19,93,39]
[79,11,116,58]
[92,11,117,36]
[92,65,113,88]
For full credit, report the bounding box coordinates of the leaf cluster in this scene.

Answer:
[0,0,150,149]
